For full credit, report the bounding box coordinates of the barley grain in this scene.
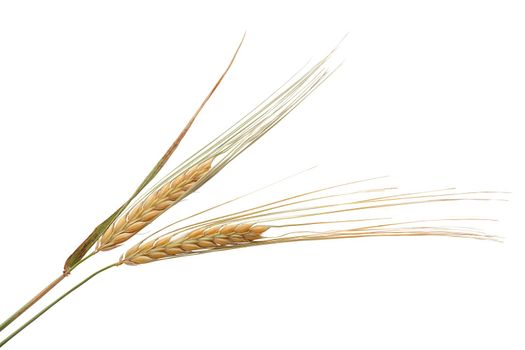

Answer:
[121,223,269,265]
[96,158,213,251]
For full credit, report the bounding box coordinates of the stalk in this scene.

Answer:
[0,274,66,333]
[0,252,97,333]
[0,263,116,348]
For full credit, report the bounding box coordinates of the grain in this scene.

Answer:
[96,158,213,251]
[121,223,269,265]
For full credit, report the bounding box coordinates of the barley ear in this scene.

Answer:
[96,158,214,251]
[121,223,269,265]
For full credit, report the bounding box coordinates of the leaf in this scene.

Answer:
[63,35,245,273]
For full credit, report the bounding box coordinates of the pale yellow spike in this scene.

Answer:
[96,158,213,252]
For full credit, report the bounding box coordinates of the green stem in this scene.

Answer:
[0,274,66,333]
[0,252,97,334]
[69,251,96,273]
[0,263,116,348]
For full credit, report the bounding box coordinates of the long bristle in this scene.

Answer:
[120,180,502,265]
[101,51,339,253]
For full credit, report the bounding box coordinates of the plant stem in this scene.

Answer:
[0,274,66,333]
[69,251,96,273]
[0,263,116,348]
[0,252,97,334]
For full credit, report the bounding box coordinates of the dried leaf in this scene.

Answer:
[63,35,244,272]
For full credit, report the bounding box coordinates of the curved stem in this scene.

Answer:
[0,252,97,334]
[0,263,116,348]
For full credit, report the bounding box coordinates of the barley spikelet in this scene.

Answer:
[96,158,214,252]
[121,220,498,266]
[118,181,503,265]
[121,223,269,265]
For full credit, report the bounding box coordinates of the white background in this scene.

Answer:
[0,1,523,349]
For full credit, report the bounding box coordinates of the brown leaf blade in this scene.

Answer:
[63,35,244,272]
[63,209,121,273]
